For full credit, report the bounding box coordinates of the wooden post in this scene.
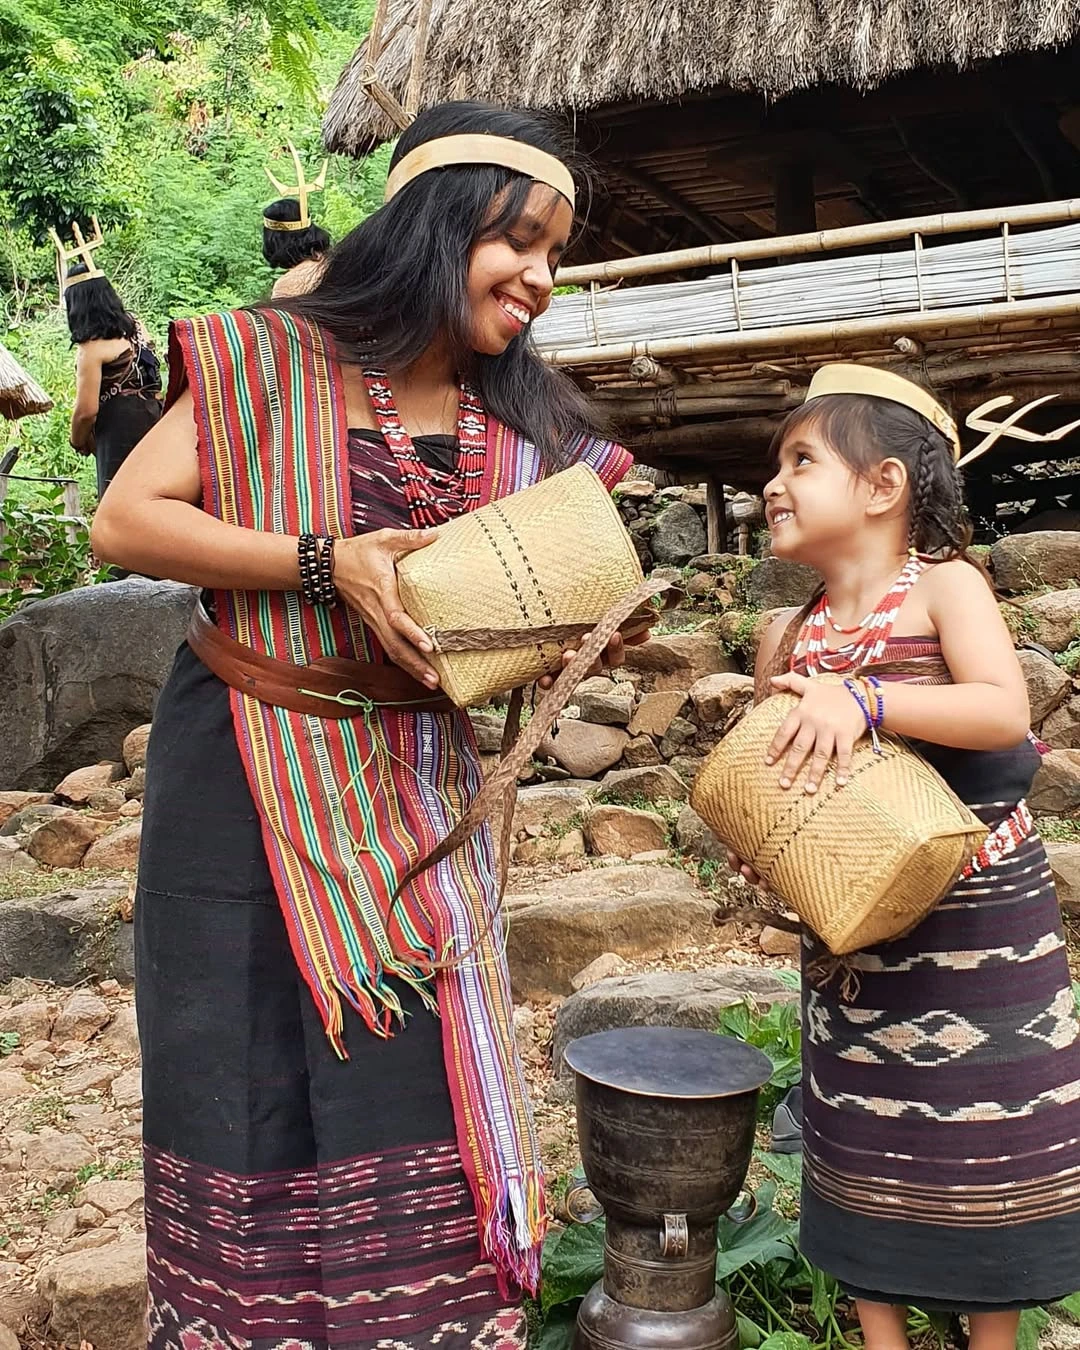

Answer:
[62,480,81,546]
[0,472,8,550]
[774,159,817,236]
[706,477,726,554]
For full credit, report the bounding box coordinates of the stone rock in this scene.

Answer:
[24,1127,96,1173]
[651,503,708,566]
[119,799,143,818]
[0,1323,19,1350]
[628,691,687,739]
[599,765,688,804]
[669,755,705,785]
[991,531,1080,594]
[122,724,153,773]
[1020,591,1080,653]
[0,1071,34,1100]
[88,788,128,813]
[80,1178,144,1217]
[1046,842,1080,917]
[0,791,54,825]
[675,806,732,865]
[26,813,109,869]
[21,1041,54,1071]
[585,805,668,859]
[53,990,112,1044]
[553,966,798,1072]
[65,1230,117,1252]
[0,880,135,986]
[622,736,663,768]
[571,952,632,991]
[0,838,38,876]
[0,579,198,791]
[623,632,738,693]
[689,553,740,574]
[468,712,505,755]
[505,865,715,998]
[1018,648,1072,725]
[124,767,146,800]
[685,572,717,599]
[82,818,143,871]
[511,1006,536,1060]
[1030,750,1080,814]
[659,717,697,758]
[76,1204,102,1230]
[538,723,629,779]
[0,802,74,838]
[64,1062,121,1094]
[616,480,656,501]
[54,762,124,806]
[689,673,756,725]
[745,557,820,610]
[759,925,802,957]
[575,691,633,726]
[110,1065,143,1109]
[1043,697,1080,750]
[36,1233,147,1350]
[100,1003,140,1058]
[515,829,586,864]
[44,1208,79,1241]
[2,998,53,1044]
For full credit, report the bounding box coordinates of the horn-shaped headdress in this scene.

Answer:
[263,143,328,232]
[48,217,106,292]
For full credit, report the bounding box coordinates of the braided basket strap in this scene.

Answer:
[389,576,676,970]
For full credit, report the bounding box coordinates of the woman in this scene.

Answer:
[263,196,331,298]
[64,265,162,499]
[92,101,635,1349]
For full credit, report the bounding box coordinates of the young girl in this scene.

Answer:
[737,365,1080,1349]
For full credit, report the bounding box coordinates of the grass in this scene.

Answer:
[1037,817,1080,843]
[722,606,764,662]
[0,866,133,904]
[23,1093,71,1133]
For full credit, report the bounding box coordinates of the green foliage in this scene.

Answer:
[0,482,108,618]
[722,606,764,663]
[0,1031,19,1056]
[717,999,802,1120]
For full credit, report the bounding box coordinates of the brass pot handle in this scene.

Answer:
[559,1179,604,1226]
[725,1191,758,1224]
[659,1212,689,1259]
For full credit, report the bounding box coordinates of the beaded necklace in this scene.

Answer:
[362,368,486,528]
[791,555,928,675]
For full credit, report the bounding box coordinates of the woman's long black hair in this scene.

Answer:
[273,101,603,465]
[63,264,136,345]
[262,197,331,269]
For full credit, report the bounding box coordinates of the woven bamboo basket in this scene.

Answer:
[690,691,988,954]
[396,463,646,708]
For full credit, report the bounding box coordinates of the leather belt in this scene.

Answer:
[186,602,454,717]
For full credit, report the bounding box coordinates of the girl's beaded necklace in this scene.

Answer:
[791,554,928,676]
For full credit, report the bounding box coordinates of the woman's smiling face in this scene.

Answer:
[464,183,572,356]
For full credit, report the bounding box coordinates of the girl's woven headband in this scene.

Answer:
[804,363,1080,469]
[384,134,576,210]
[263,142,328,232]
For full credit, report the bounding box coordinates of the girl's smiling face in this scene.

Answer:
[464,183,572,356]
[764,426,872,565]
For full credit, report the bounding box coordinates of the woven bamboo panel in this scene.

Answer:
[396,464,644,707]
[691,693,987,954]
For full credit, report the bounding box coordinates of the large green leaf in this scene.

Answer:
[756,1151,802,1188]
[1054,1293,1080,1322]
[757,1333,813,1350]
[1017,1307,1050,1350]
[532,1304,579,1350]
[540,1221,605,1313]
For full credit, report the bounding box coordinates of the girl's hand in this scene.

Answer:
[766,672,867,792]
[537,628,650,690]
[334,528,441,687]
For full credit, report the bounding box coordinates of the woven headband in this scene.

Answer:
[264,142,327,232]
[49,217,106,292]
[804,363,1080,468]
[384,134,576,209]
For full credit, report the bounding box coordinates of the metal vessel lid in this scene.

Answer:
[564,1027,773,1100]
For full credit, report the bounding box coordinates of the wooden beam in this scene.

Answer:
[609,162,742,244]
[706,478,726,553]
[774,158,817,235]
[892,118,972,210]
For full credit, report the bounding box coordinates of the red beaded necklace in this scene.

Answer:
[791,555,927,675]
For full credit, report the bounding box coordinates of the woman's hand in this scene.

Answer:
[332,528,441,687]
[536,629,650,691]
[726,850,763,888]
[766,672,867,792]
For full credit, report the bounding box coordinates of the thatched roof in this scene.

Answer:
[324,0,1080,157]
[0,342,53,420]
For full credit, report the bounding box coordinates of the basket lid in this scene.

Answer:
[564,1027,772,1100]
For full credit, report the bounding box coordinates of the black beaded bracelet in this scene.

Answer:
[298,533,337,606]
